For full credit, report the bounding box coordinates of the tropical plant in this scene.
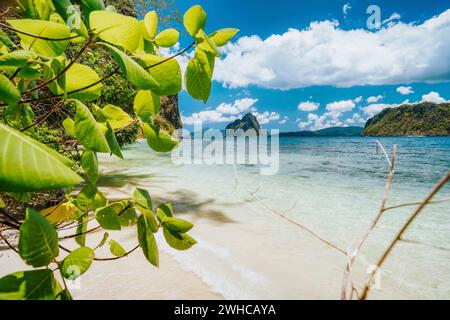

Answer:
[0,0,238,300]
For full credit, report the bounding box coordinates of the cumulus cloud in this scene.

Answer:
[298,111,345,130]
[421,91,447,103]
[362,103,397,117]
[214,10,450,90]
[326,100,356,112]
[298,101,320,112]
[346,113,366,124]
[397,86,414,95]
[279,116,289,124]
[354,96,363,103]
[366,95,384,103]
[253,111,281,125]
[216,98,258,115]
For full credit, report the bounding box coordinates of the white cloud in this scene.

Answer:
[421,91,447,103]
[396,86,414,95]
[298,111,344,130]
[216,98,258,115]
[346,113,366,124]
[362,103,397,117]
[279,116,289,124]
[215,10,450,90]
[366,95,384,103]
[326,100,355,112]
[298,101,320,112]
[183,110,237,125]
[253,111,280,125]
[354,96,363,103]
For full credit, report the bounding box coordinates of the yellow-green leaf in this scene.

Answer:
[0,123,82,193]
[137,214,159,267]
[134,90,160,122]
[0,73,20,105]
[40,202,77,224]
[99,104,133,130]
[61,247,95,280]
[154,29,179,48]
[183,5,206,37]
[209,28,239,47]
[139,54,181,96]
[7,19,71,57]
[163,228,197,251]
[142,123,178,153]
[109,240,127,257]
[143,11,158,40]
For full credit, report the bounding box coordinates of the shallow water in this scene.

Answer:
[99,136,450,299]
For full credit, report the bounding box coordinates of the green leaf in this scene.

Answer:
[137,214,159,267]
[134,90,160,122]
[157,203,174,222]
[62,117,76,137]
[0,74,20,105]
[101,43,159,90]
[163,228,197,251]
[74,100,110,153]
[7,19,71,57]
[0,198,5,208]
[19,208,59,268]
[183,5,207,37]
[81,150,99,184]
[0,269,62,300]
[209,28,240,47]
[90,11,141,52]
[0,29,15,48]
[0,50,29,68]
[61,247,95,280]
[138,206,159,233]
[81,0,105,28]
[74,183,97,211]
[133,188,152,210]
[185,49,215,103]
[40,202,77,224]
[65,63,102,102]
[95,203,122,230]
[143,11,158,40]
[109,240,127,257]
[96,232,109,249]
[4,104,34,130]
[75,215,88,247]
[105,122,123,159]
[142,123,178,153]
[155,29,179,48]
[196,29,221,57]
[98,104,133,130]
[162,217,194,233]
[0,123,82,193]
[118,203,138,227]
[52,0,89,38]
[139,54,182,96]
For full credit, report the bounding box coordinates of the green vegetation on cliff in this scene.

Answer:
[363,102,450,136]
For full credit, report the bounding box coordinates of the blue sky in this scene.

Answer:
[170,0,450,132]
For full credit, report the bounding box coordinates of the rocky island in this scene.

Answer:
[363,102,450,136]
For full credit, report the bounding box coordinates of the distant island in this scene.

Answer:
[363,102,450,136]
[280,126,363,137]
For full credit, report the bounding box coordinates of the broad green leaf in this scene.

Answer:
[209,28,239,47]
[0,50,29,67]
[7,19,71,57]
[143,11,158,40]
[118,203,138,227]
[185,49,215,103]
[139,54,182,96]
[17,65,41,80]
[105,122,123,159]
[95,203,122,230]
[183,5,206,37]
[98,104,133,130]
[0,74,20,105]
[101,43,159,90]
[90,11,141,52]
[196,29,221,57]
[109,240,127,257]
[93,189,108,209]
[134,90,160,122]
[154,29,179,48]
[19,208,59,267]
[62,117,76,137]
[138,206,159,233]
[81,0,105,28]
[81,150,99,183]
[0,269,62,300]
[142,123,178,153]
[0,123,82,193]
[4,104,34,130]
[163,228,197,251]
[74,100,110,153]
[40,202,77,224]
[157,203,174,220]
[75,215,88,247]
[16,0,38,18]
[162,217,194,233]
[61,247,95,280]
[74,183,97,211]
[133,188,152,210]
[137,214,159,267]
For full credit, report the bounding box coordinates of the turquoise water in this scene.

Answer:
[101,136,450,299]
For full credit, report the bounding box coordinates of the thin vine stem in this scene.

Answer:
[0,22,80,41]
